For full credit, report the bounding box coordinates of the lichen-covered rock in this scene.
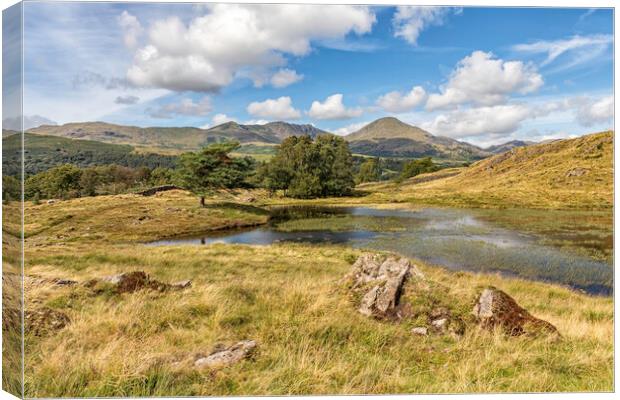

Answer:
[25,307,70,336]
[346,254,423,319]
[473,287,559,337]
[194,340,257,369]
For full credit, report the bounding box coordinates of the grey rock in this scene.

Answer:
[348,254,422,318]
[194,340,257,369]
[411,327,428,336]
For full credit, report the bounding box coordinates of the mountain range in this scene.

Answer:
[26,118,533,162]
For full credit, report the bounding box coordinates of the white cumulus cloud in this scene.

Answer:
[377,86,426,113]
[572,95,613,127]
[149,97,212,119]
[334,121,370,136]
[117,11,143,49]
[127,4,375,92]
[270,69,304,88]
[422,104,532,138]
[247,96,301,120]
[308,94,363,120]
[392,6,460,45]
[426,51,543,110]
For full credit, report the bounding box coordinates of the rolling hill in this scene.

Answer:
[28,121,330,153]
[344,117,490,162]
[365,131,613,209]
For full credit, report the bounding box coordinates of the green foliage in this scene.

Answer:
[178,141,255,202]
[2,175,20,203]
[148,167,180,186]
[397,157,439,182]
[24,164,155,200]
[356,158,381,184]
[2,133,177,177]
[259,135,355,199]
[25,164,82,200]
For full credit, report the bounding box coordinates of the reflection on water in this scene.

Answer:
[148,206,613,295]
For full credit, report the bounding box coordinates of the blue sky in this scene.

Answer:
[15,3,614,146]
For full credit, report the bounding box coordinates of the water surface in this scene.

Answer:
[149,206,613,295]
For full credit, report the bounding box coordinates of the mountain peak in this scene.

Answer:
[345,117,431,142]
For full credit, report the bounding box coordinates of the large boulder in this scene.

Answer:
[194,340,257,369]
[346,254,423,319]
[473,288,560,337]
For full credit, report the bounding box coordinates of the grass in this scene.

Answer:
[7,130,614,396]
[359,131,613,210]
[19,189,270,245]
[22,242,612,396]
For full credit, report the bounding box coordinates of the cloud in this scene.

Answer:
[247,96,301,120]
[127,4,375,92]
[270,69,304,88]
[422,104,532,138]
[149,97,212,119]
[572,95,613,127]
[212,113,235,126]
[392,6,460,45]
[308,94,363,120]
[377,86,426,113]
[117,11,143,49]
[512,34,612,66]
[426,51,543,110]
[114,95,140,105]
[334,121,370,136]
[3,115,58,131]
[72,71,131,90]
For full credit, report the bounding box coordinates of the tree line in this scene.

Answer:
[5,134,442,204]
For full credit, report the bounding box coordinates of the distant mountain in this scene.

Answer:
[344,117,489,162]
[29,121,332,153]
[485,140,535,154]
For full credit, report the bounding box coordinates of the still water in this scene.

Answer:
[149,206,613,295]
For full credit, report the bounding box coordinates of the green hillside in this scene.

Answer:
[2,133,177,176]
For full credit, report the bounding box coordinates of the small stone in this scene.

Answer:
[171,280,192,290]
[194,340,257,369]
[411,327,428,336]
[431,318,449,332]
[47,199,56,205]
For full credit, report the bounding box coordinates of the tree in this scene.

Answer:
[25,164,82,199]
[397,157,438,182]
[259,134,354,199]
[356,158,381,184]
[178,141,254,206]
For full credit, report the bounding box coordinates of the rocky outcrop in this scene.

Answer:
[25,307,70,336]
[346,254,423,319]
[473,287,560,337]
[194,340,257,369]
[85,271,192,294]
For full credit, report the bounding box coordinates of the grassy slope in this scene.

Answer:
[22,243,612,396]
[361,131,613,210]
[21,190,269,245]
[10,189,613,396]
